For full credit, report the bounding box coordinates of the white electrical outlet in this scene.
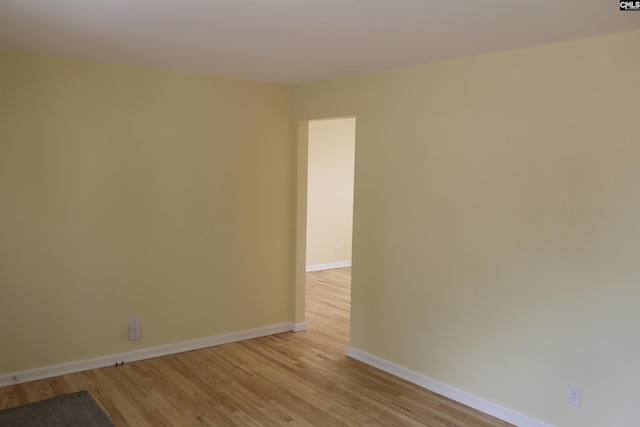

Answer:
[567,385,581,408]
[333,243,339,252]
[129,316,141,341]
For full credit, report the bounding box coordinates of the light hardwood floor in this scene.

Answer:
[0,268,513,426]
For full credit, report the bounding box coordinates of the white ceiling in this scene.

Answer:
[0,0,638,85]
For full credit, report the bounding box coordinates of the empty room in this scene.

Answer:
[1,1,639,426]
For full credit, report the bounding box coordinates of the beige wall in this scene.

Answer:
[0,52,294,374]
[306,118,355,267]
[294,30,640,427]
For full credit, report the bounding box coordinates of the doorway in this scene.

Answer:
[294,117,355,333]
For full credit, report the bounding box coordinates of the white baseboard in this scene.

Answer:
[292,321,308,332]
[347,347,554,427]
[306,261,351,272]
[0,322,294,388]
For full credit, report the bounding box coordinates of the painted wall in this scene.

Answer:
[293,30,640,427]
[306,118,355,268]
[0,52,294,374]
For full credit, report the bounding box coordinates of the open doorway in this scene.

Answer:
[297,117,355,337]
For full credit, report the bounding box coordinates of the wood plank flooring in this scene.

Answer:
[0,268,514,426]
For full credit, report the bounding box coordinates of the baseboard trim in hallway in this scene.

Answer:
[306,261,352,272]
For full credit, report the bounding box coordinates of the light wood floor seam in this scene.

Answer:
[0,267,514,426]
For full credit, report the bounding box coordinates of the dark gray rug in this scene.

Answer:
[0,391,115,427]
